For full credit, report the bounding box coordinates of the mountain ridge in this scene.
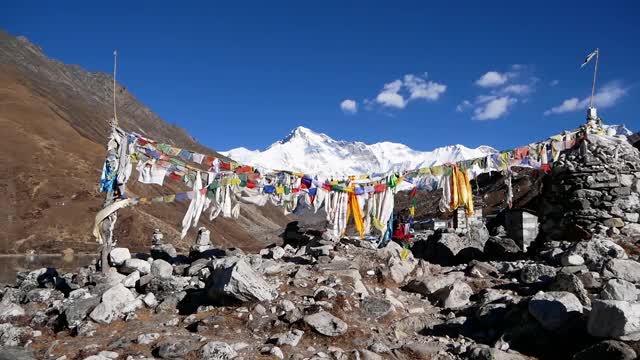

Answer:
[221,126,499,176]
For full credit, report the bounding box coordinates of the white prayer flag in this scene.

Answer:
[581,49,598,68]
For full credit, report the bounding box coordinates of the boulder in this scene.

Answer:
[120,258,151,275]
[404,271,465,296]
[137,333,160,345]
[151,244,177,262]
[206,257,277,302]
[550,272,591,306]
[560,254,585,266]
[520,264,557,284]
[303,311,348,336]
[572,340,637,360]
[89,283,136,324]
[63,296,100,328]
[601,279,639,301]
[484,236,521,260]
[621,224,640,236]
[434,281,473,309]
[588,300,640,340]
[156,339,196,359]
[200,341,237,360]
[0,301,25,320]
[528,291,583,331]
[603,259,640,283]
[566,238,626,271]
[0,323,29,346]
[275,329,304,347]
[121,271,140,288]
[109,248,131,266]
[361,297,393,319]
[0,347,37,360]
[432,232,485,265]
[151,259,173,279]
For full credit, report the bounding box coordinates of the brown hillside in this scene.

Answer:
[0,30,290,254]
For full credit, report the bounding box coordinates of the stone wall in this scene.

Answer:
[541,133,640,242]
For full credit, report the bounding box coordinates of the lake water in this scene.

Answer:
[0,254,97,284]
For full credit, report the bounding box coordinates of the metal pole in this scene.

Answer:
[590,49,599,109]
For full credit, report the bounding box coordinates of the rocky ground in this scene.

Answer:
[1,220,640,360]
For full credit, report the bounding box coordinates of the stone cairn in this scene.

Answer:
[541,133,640,242]
[190,227,213,254]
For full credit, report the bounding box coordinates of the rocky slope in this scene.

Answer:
[0,30,290,254]
[1,131,640,359]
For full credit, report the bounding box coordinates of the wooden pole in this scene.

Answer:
[99,50,119,274]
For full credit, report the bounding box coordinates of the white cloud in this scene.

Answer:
[473,96,516,121]
[550,79,559,87]
[500,84,531,95]
[374,74,447,109]
[376,80,406,108]
[403,74,447,101]
[475,71,510,87]
[544,82,627,115]
[456,99,472,112]
[340,99,357,113]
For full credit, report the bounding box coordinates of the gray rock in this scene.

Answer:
[276,329,304,347]
[137,332,160,345]
[120,258,151,275]
[520,264,557,284]
[566,238,627,271]
[434,281,473,309]
[0,301,25,320]
[25,288,62,303]
[151,244,177,261]
[404,271,465,296]
[434,232,485,264]
[269,246,286,260]
[151,259,173,279]
[303,311,348,336]
[621,223,640,236]
[588,300,640,340]
[550,272,591,306]
[314,286,337,301]
[572,340,637,360]
[89,283,136,324]
[142,293,158,308]
[75,320,97,336]
[603,259,640,283]
[528,291,583,331]
[206,257,277,302]
[63,296,100,328]
[109,247,131,266]
[560,253,585,266]
[484,236,521,260]
[0,347,36,360]
[361,297,393,319]
[359,350,383,360]
[156,340,195,359]
[0,323,29,346]
[601,279,639,301]
[200,341,237,360]
[121,271,140,288]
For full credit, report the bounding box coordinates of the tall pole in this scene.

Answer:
[113,50,118,125]
[100,49,119,274]
[589,48,599,109]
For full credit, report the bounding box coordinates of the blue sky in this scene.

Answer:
[3,1,638,152]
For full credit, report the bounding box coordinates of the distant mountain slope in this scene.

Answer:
[221,126,498,176]
[0,30,289,254]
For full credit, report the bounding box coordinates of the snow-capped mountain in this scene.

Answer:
[221,126,498,177]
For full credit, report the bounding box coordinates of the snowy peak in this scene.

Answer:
[221,127,497,176]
